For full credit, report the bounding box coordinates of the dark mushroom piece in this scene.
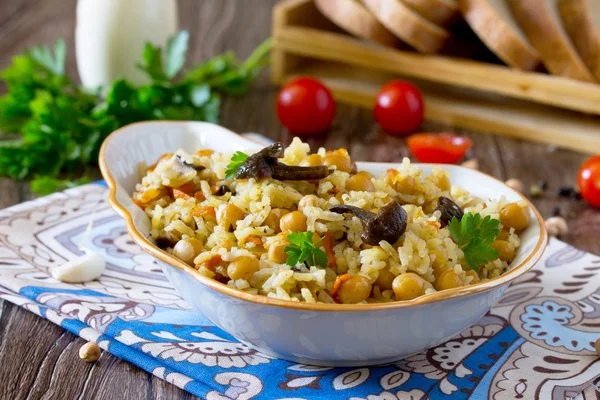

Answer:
[176,155,206,172]
[215,185,231,196]
[330,201,408,245]
[436,196,464,227]
[235,142,332,181]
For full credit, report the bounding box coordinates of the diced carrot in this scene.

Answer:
[133,198,145,209]
[176,182,196,194]
[323,232,336,269]
[140,187,164,203]
[173,188,191,200]
[194,191,205,201]
[192,206,216,218]
[246,236,262,246]
[196,254,222,271]
[427,220,440,229]
[330,273,351,298]
[196,149,214,157]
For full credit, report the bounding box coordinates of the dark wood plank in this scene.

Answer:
[0,0,598,399]
[494,136,600,255]
[0,301,69,400]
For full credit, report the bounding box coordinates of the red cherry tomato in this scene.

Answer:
[374,81,424,136]
[578,155,600,208]
[408,133,472,164]
[276,77,336,135]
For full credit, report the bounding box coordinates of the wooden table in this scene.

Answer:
[0,1,598,399]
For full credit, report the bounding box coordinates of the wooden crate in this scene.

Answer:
[271,0,600,154]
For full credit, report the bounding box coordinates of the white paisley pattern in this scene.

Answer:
[116,329,271,368]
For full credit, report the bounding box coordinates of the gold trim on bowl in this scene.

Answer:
[99,121,548,312]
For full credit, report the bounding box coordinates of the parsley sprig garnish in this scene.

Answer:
[448,212,501,271]
[285,231,328,269]
[225,151,249,180]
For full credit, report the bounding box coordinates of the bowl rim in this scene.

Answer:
[99,121,548,312]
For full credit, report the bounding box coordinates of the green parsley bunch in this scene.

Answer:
[0,32,272,194]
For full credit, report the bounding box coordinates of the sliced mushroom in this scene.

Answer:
[176,155,206,172]
[271,162,331,180]
[436,196,464,227]
[214,185,231,196]
[257,142,285,159]
[235,142,332,181]
[330,201,407,245]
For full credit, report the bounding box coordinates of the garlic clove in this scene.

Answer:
[50,251,105,283]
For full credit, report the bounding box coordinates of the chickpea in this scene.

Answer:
[173,238,204,265]
[461,159,479,170]
[264,208,289,233]
[545,216,568,237]
[173,240,194,264]
[218,204,245,231]
[505,178,524,193]
[346,174,375,192]
[268,242,288,264]
[337,275,372,304]
[496,229,510,241]
[324,149,354,173]
[500,203,531,231]
[490,240,516,262]
[375,269,396,291]
[300,154,324,167]
[187,238,204,254]
[280,211,307,233]
[298,195,319,212]
[392,273,426,301]
[227,256,260,280]
[385,172,415,194]
[466,269,480,284]
[430,250,446,277]
[434,269,465,291]
[215,236,235,250]
[79,342,101,362]
[356,171,375,180]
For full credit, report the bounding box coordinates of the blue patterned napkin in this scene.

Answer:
[0,182,598,400]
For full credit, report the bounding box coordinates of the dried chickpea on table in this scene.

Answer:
[132,138,531,304]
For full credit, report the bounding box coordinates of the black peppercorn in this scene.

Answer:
[557,186,574,197]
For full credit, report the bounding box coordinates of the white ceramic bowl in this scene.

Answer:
[100,121,547,367]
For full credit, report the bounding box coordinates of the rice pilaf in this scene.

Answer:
[132,138,529,304]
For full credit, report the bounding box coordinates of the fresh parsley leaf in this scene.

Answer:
[138,31,189,82]
[225,151,249,180]
[27,39,66,76]
[285,231,327,269]
[463,238,501,271]
[183,38,273,95]
[138,42,168,82]
[448,212,501,271]
[190,83,211,107]
[165,31,189,79]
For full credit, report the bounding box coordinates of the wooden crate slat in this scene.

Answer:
[275,57,600,155]
[273,0,600,116]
